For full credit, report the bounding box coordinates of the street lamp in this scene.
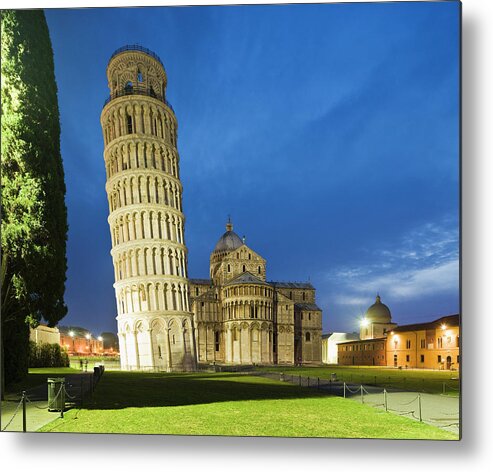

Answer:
[69,331,75,354]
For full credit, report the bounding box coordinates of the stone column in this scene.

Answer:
[133,331,140,370]
[165,328,172,372]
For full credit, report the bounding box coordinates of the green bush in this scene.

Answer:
[28,341,70,368]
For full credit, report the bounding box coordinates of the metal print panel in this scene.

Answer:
[1,1,461,440]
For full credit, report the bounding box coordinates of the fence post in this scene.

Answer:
[443,382,446,394]
[317,377,320,390]
[22,391,27,432]
[343,382,346,398]
[384,389,388,412]
[299,375,301,386]
[418,394,422,422]
[80,376,84,406]
[360,385,364,404]
[60,382,65,419]
[308,376,310,387]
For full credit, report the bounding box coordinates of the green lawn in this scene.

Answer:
[255,365,460,395]
[39,371,458,439]
[4,367,80,399]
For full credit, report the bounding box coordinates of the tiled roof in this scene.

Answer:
[392,314,460,333]
[225,272,269,286]
[294,303,322,311]
[270,281,314,289]
[189,278,212,285]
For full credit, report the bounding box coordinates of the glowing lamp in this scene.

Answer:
[441,324,447,330]
[360,318,369,328]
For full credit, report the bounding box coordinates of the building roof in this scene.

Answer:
[225,272,269,286]
[365,294,392,323]
[189,278,212,286]
[392,314,460,333]
[270,281,314,289]
[213,219,244,253]
[337,337,387,345]
[294,303,322,311]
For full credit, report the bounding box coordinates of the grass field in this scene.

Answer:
[4,367,80,399]
[39,371,458,439]
[254,365,460,395]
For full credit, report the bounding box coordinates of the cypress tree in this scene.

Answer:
[1,10,68,386]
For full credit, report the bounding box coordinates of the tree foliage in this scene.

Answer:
[1,10,68,384]
[28,341,70,368]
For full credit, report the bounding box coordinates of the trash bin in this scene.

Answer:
[47,377,65,412]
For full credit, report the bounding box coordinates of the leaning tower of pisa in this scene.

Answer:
[100,45,197,371]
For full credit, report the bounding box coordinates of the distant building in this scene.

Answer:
[30,325,60,345]
[322,332,359,364]
[336,295,460,370]
[59,328,104,356]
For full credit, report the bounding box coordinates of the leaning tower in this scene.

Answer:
[101,45,196,371]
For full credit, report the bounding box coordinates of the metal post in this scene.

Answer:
[317,377,320,390]
[418,394,422,422]
[60,382,64,419]
[80,376,83,406]
[343,382,346,398]
[308,376,310,387]
[384,389,388,411]
[299,375,301,386]
[360,385,364,403]
[22,391,27,432]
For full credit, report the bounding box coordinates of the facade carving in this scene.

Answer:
[101,46,196,371]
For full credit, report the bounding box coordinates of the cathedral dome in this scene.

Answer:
[365,295,392,323]
[213,220,244,252]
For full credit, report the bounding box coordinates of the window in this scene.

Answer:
[302,292,306,301]
[289,291,292,299]
[201,302,204,307]
[215,331,220,352]
[438,355,442,363]
[305,332,311,342]
[420,355,424,363]
[248,253,251,260]
[308,313,311,321]
[258,266,261,274]
[242,265,246,272]
[406,355,410,362]
[438,337,443,348]
[406,340,411,349]
[420,339,426,348]
[127,114,133,134]
[457,355,460,364]
[195,287,199,296]
[137,70,143,82]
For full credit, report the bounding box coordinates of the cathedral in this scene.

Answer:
[101,45,322,370]
[189,220,323,366]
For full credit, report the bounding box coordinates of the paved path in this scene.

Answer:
[1,374,94,433]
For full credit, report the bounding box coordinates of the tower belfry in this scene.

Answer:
[101,45,197,371]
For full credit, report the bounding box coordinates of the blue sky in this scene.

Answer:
[44,2,460,335]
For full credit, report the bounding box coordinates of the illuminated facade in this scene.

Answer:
[189,220,323,365]
[101,46,196,371]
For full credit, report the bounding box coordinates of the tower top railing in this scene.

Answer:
[103,84,174,112]
[108,45,164,68]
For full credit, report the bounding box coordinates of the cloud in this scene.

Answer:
[324,218,459,305]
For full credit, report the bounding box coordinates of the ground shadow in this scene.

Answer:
[82,372,331,410]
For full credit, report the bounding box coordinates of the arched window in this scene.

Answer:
[127,114,133,134]
[125,81,133,92]
[227,264,231,273]
[258,266,261,274]
[305,332,311,342]
[248,253,251,260]
[242,265,246,272]
[137,69,143,82]
[302,292,306,301]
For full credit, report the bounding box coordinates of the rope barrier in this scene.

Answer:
[345,385,361,394]
[397,395,420,406]
[1,397,24,431]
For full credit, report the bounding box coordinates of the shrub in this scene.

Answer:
[28,341,70,368]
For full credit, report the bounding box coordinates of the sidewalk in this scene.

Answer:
[1,373,94,433]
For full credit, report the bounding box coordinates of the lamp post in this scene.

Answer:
[98,336,103,355]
